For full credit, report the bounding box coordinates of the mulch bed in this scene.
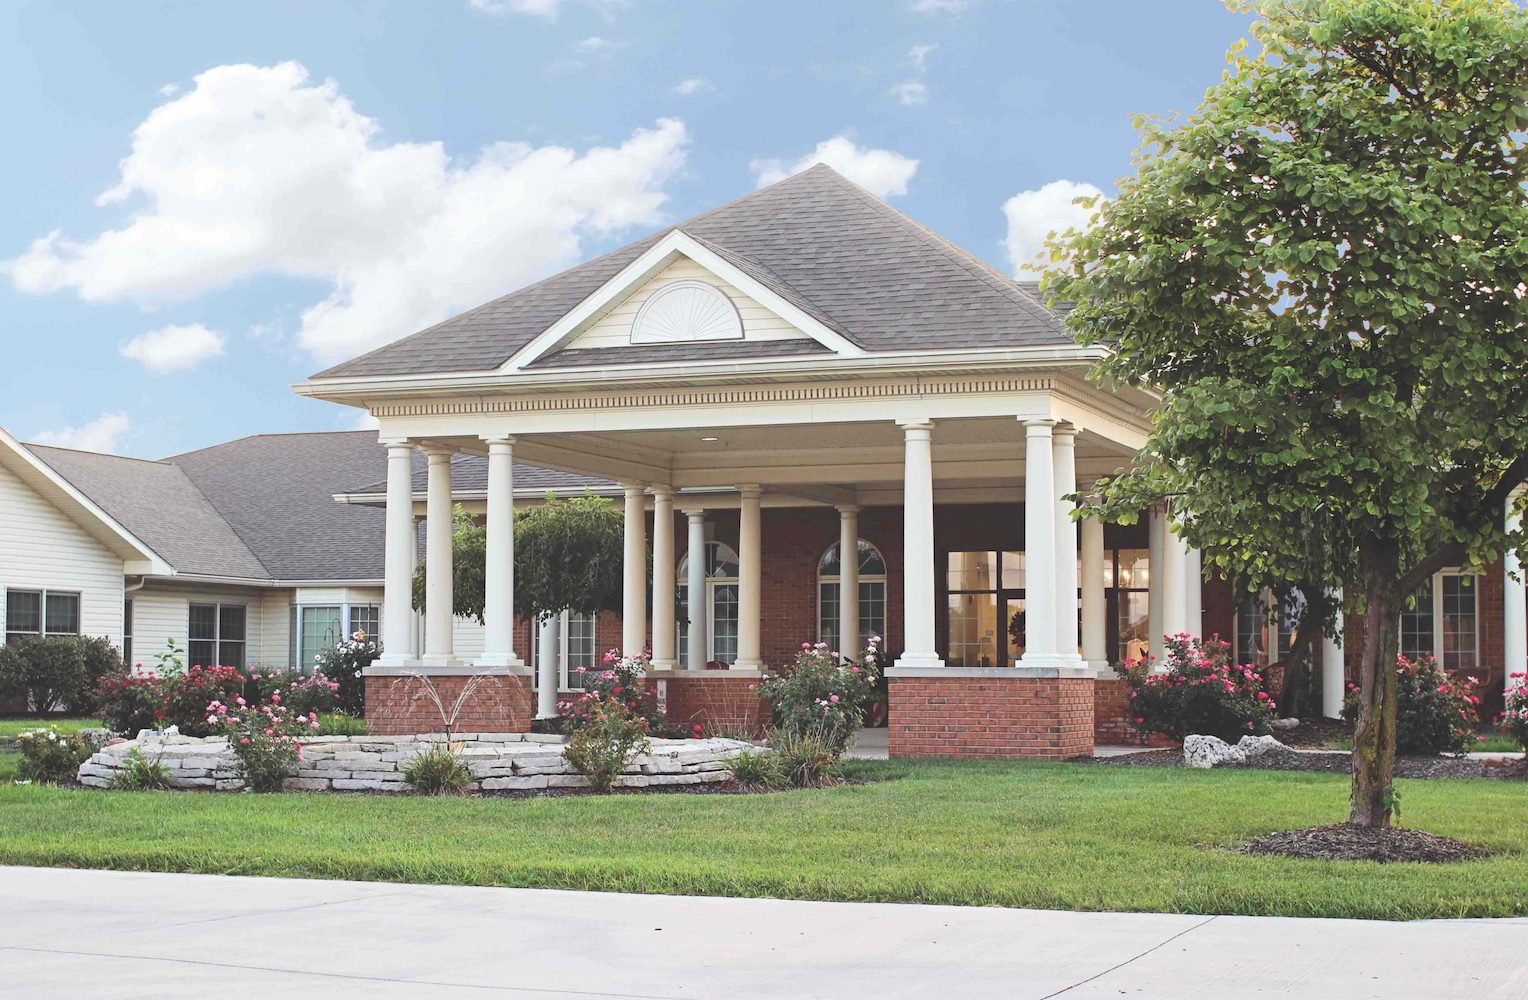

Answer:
[1274,717,1352,748]
[1079,747,1528,781]
[1241,823,1487,863]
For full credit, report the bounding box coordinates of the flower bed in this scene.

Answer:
[76,732,755,793]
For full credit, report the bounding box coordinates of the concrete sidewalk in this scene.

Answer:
[0,867,1523,999]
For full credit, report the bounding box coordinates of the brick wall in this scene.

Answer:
[888,673,1094,759]
[1093,676,1147,745]
[656,672,771,737]
[365,673,533,736]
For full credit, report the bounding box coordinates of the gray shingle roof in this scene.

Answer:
[27,446,269,580]
[314,164,1072,380]
[25,431,613,583]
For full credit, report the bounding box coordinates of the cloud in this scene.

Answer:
[32,413,132,454]
[120,323,226,373]
[675,78,712,96]
[574,35,621,53]
[751,137,918,199]
[909,43,936,72]
[1002,179,1104,274]
[892,80,928,107]
[468,0,563,16]
[350,411,381,431]
[910,0,971,13]
[5,62,689,366]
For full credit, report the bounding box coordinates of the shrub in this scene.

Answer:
[724,747,784,789]
[14,726,90,784]
[1119,633,1278,742]
[759,639,881,754]
[72,636,123,714]
[247,667,340,717]
[563,699,650,792]
[107,748,174,791]
[314,630,380,716]
[1504,673,1528,752]
[1342,654,1481,755]
[315,711,369,736]
[97,662,246,737]
[0,636,87,714]
[559,649,664,731]
[766,726,843,788]
[402,743,474,794]
[209,695,321,792]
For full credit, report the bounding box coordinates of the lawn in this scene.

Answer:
[0,717,101,741]
[0,759,1524,920]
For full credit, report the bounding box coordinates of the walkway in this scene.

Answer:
[2,867,1524,998]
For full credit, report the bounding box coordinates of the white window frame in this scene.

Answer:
[1402,570,1479,669]
[529,610,598,691]
[123,597,134,666]
[816,539,888,654]
[188,602,246,669]
[1233,587,1299,667]
[676,541,742,666]
[292,603,380,670]
[3,588,81,645]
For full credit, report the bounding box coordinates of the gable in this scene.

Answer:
[564,257,813,352]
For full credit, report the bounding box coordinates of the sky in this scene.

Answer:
[0,0,1253,459]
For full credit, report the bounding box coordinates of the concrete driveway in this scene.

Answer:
[1,867,1524,999]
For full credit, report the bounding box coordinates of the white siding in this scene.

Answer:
[0,463,124,649]
[255,590,293,669]
[453,616,486,660]
[567,258,810,350]
[132,583,287,671]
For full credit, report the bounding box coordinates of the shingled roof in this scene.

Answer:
[21,431,605,583]
[313,164,1072,380]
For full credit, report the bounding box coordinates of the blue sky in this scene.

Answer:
[0,0,1252,458]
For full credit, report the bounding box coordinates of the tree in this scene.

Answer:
[1047,0,1528,827]
[413,495,625,625]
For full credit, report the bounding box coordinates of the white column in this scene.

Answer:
[478,436,522,669]
[1322,588,1346,719]
[1147,506,1166,666]
[650,488,677,670]
[895,420,942,669]
[621,485,647,658]
[378,440,417,667]
[685,510,708,670]
[1052,425,1081,661]
[735,485,764,670]
[536,613,559,719]
[838,504,860,659]
[1080,514,1108,673]
[1505,496,1526,700]
[1162,513,1188,640]
[1020,419,1059,664]
[1184,544,1203,638]
[421,446,458,668]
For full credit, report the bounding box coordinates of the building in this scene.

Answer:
[288,164,1527,754]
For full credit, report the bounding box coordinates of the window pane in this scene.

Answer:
[677,588,690,663]
[124,599,134,665]
[219,640,246,670]
[1237,596,1269,666]
[1400,578,1434,660]
[1005,596,1026,664]
[347,605,379,640]
[1001,552,1026,591]
[1441,575,1477,670]
[706,542,739,578]
[947,551,997,592]
[712,584,738,664]
[44,592,80,634]
[300,607,342,669]
[818,544,842,577]
[188,641,216,667]
[856,540,886,576]
[567,612,596,676]
[819,581,840,651]
[858,580,886,650]
[6,590,41,635]
[1117,591,1149,664]
[219,605,246,642]
[945,592,998,667]
[189,604,217,642]
[1117,549,1150,589]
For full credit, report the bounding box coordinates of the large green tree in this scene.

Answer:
[413,495,625,624]
[1048,0,1528,827]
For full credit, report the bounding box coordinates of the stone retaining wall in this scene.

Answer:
[77,733,754,793]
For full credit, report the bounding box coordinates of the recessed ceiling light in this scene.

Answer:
[700,436,719,442]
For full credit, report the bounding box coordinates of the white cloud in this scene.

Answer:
[350,411,381,431]
[750,136,919,199]
[911,0,971,13]
[574,35,621,53]
[120,323,225,373]
[158,82,180,97]
[468,0,563,16]
[1002,179,1104,274]
[32,413,132,454]
[675,78,712,96]
[892,80,928,107]
[5,62,689,366]
[909,43,936,72]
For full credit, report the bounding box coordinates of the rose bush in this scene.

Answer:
[760,638,882,754]
[1503,672,1528,752]
[558,649,664,731]
[97,663,246,737]
[208,693,322,792]
[1343,654,1481,755]
[1118,633,1278,742]
[14,726,91,784]
[314,630,379,716]
[246,667,340,718]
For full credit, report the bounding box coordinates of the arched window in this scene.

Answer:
[676,541,742,666]
[817,539,887,655]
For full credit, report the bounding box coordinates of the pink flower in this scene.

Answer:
[240,737,251,745]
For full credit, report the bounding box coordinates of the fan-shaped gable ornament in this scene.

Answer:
[630,279,744,344]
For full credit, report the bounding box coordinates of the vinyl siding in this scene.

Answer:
[0,462,124,649]
[567,258,810,350]
[132,583,289,670]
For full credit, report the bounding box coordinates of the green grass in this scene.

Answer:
[1,759,1525,920]
[1333,733,1524,754]
[0,717,101,740]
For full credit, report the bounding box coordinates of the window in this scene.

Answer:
[298,606,343,670]
[1105,548,1151,664]
[1401,572,1477,669]
[531,610,599,690]
[817,539,888,655]
[123,598,134,665]
[189,603,246,668]
[1235,589,1299,667]
[347,605,380,641]
[944,550,1028,667]
[676,541,742,666]
[630,280,743,344]
[5,589,80,645]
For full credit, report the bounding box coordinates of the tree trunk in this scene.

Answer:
[1350,544,1402,827]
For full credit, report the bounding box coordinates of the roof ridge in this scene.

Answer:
[24,442,171,467]
[813,169,1070,336]
[162,428,379,462]
[158,452,278,579]
[681,231,861,346]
